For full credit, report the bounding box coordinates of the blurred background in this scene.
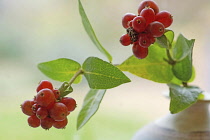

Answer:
[1,0,210,139]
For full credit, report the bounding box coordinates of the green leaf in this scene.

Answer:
[118,45,174,83]
[168,84,202,114]
[78,0,112,63]
[172,34,195,61]
[58,82,73,97]
[77,89,106,130]
[170,66,196,85]
[82,57,130,89]
[172,52,192,82]
[155,30,174,49]
[165,30,174,45]
[38,58,82,83]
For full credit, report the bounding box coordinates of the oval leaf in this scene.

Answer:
[77,89,106,130]
[172,51,192,82]
[118,45,174,83]
[168,84,202,114]
[172,34,195,61]
[38,58,82,83]
[82,57,130,89]
[78,0,112,62]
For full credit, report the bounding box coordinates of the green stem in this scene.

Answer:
[68,69,84,86]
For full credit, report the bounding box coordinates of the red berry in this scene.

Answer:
[53,89,60,100]
[155,11,173,28]
[122,13,136,29]
[36,88,56,107]
[28,115,40,128]
[61,97,77,112]
[140,7,155,26]
[36,107,48,120]
[138,34,152,48]
[53,118,68,129]
[147,21,165,37]
[36,80,53,92]
[132,16,146,33]
[41,117,54,130]
[21,100,35,116]
[138,0,159,15]
[132,42,148,59]
[49,102,68,121]
[120,34,132,46]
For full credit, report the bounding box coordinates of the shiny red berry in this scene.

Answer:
[147,21,165,37]
[49,102,68,121]
[140,7,155,26]
[138,34,152,48]
[36,107,48,120]
[120,34,132,46]
[36,88,55,107]
[132,16,146,33]
[21,100,35,116]
[53,118,68,129]
[132,42,148,59]
[28,115,40,128]
[61,97,77,112]
[138,0,159,15]
[40,117,54,130]
[122,13,136,29]
[36,80,53,92]
[155,11,173,28]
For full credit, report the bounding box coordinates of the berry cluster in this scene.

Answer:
[120,0,173,59]
[21,80,76,130]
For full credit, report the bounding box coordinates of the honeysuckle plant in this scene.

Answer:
[22,0,204,130]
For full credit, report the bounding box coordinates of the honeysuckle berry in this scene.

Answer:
[122,13,136,29]
[36,88,56,107]
[36,80,53,92]
[138,34,152,48]
[49,102,68,121]
[132,42,148,59]
[120,34,132,46]
[36,107,48,120]
[132,16,147,33]
[28,115,40,128]
[147,21,165,37]
[138,0,159,15]
[155,11,173,28]
[53,118,68,129]
[21,100,35,116]
[61,97,77,112]
[140,7,155,26]
[41,117,54,130]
